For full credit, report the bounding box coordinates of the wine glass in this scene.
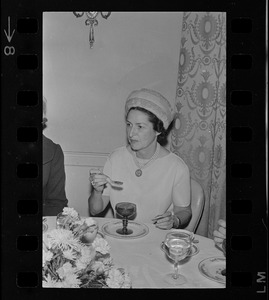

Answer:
[115,202,136,235]
[164,232,191,285]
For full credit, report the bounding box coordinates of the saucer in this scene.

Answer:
[198,257,226,284]
[101,221,149,239]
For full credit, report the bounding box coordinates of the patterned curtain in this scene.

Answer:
[171,12,226,237]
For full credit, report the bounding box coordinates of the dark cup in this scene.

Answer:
[115,202,136,219]
[115,202,136,235]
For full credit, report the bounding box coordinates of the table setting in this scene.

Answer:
[43,203,226,288]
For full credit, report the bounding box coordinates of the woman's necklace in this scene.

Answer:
[132,143,160,177]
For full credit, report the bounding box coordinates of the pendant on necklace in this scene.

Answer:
[135,169,142,177]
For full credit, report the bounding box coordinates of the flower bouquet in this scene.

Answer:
[43,208,131,288]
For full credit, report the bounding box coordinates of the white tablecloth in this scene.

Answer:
[44,216,225,288]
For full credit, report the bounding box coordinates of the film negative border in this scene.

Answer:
[227,4,267,296]
[2,7,42,296]
[1,1,267,299]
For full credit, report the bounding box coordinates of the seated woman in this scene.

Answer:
[43,97,68,216]
[88,88,191,230]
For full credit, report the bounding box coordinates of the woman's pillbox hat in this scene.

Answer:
[125,88,174,129]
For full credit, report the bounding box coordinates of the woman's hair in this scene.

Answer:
[127,107,173,146]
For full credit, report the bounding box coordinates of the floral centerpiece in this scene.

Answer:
[43,208,131,288]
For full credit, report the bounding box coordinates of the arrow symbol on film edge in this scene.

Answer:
[4,16,15,43]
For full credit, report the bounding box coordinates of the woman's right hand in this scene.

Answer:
[89,169,107,193]
[213,219,226,246]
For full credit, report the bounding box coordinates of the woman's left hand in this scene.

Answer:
[213,219,226,246]
[152,211,174,230]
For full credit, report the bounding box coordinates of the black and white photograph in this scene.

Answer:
[42,11,227,289]
[1,0,268,296]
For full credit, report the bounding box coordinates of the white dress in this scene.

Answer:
[102,146,190,224]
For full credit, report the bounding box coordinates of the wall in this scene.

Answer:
[43,12,183,216]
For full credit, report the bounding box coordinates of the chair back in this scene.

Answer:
[185,178,205,233]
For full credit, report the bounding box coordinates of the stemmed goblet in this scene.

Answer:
[115,202,136,235]
[163,232,192,285]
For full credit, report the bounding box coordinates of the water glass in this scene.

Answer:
[164,232,192,285]
[56,212,67,229]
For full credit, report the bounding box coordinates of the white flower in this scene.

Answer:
[61,272,81,288]
[43,274,63,288]
[106,268,125,288]
[42,249,53,267]
[98,257,113,275]
[73,219,84,227]
[76,259,88,271]
[57,262,74,279]
[92,237,110,254]
[84,217,97,227]
[76,246,96,270]
[91,261,105,275]
[106,268,131,288]
[102,257,113,266]
[81,246,96,262]
[56,262,81,288]
[47,229,81,251]
[63,249,77,261]
[62,207,79,219]
[121,272,132,288]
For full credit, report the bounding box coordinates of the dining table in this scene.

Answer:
[43,216,226,289]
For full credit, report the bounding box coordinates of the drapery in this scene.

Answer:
[171,12,226,237]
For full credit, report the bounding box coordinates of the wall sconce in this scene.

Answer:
[73,12,111,48]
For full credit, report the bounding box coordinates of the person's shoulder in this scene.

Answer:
[164,152,189,169]
[43,135,63,163]
[43,134,57,148]
[108,146,129,161]
[109,146,127,155]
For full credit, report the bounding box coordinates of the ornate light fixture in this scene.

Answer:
[73,12,111,48]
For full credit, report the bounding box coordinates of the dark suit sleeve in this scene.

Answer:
[43,145,68,216]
